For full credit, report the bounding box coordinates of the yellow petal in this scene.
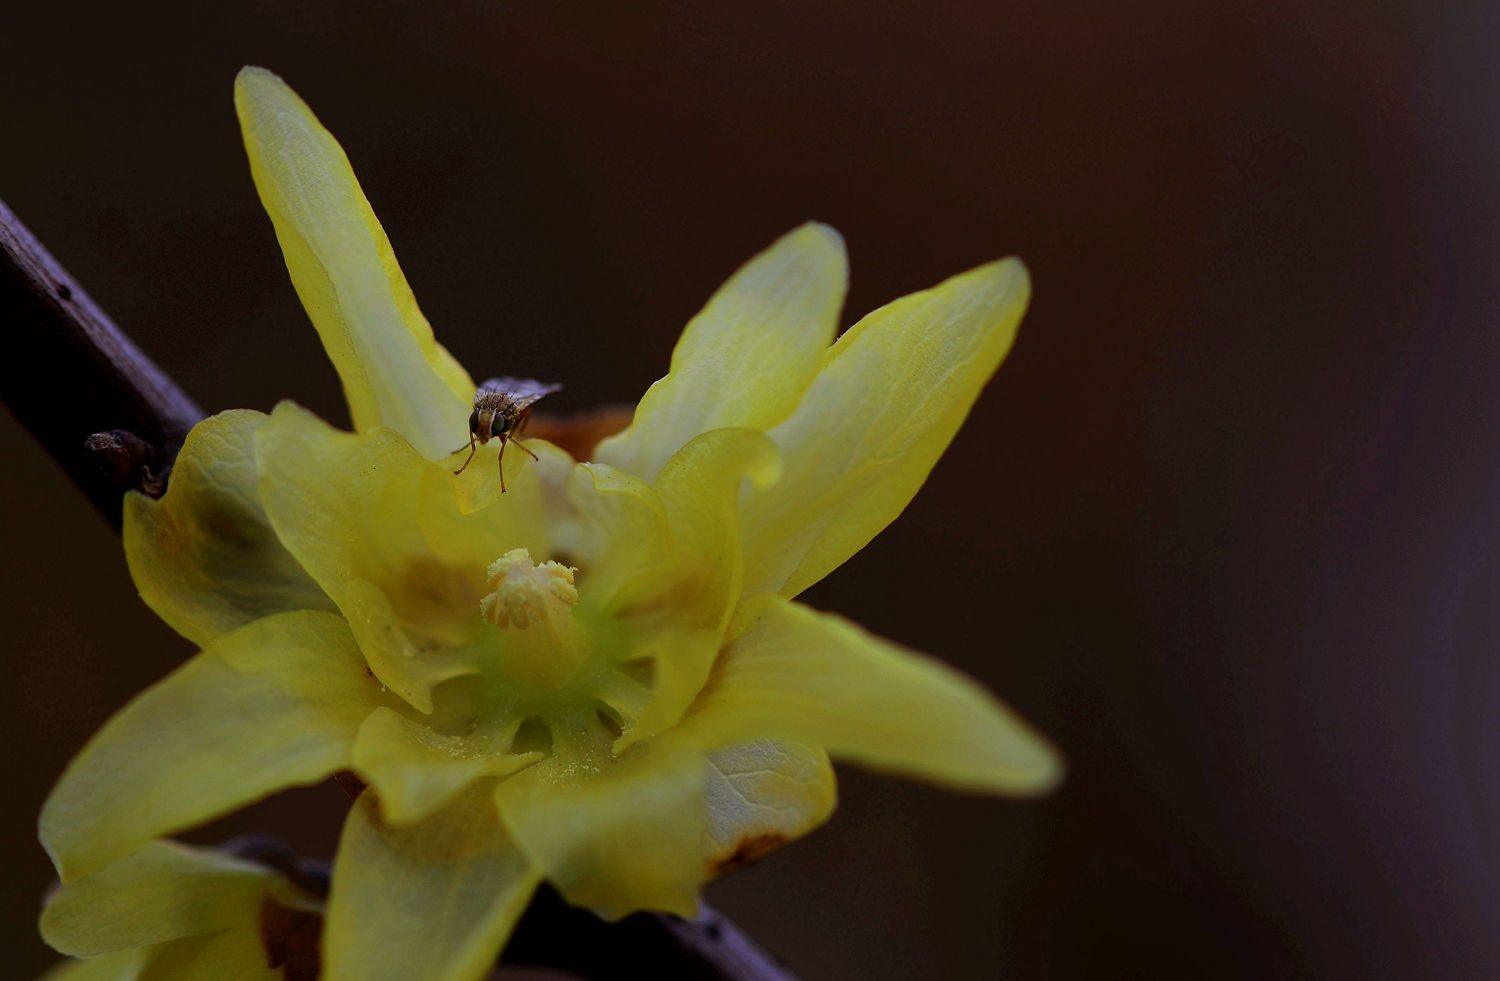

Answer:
[613,428,779,752]
[339,578,482,715]
[41,611,380,881]
[564,462,674,615]
[37,951,146,981]
[253,403,430,582]
[129,924,282,981]
[351,707,538,826]
[256,402,531,713]
[595,224,847,483]
[124,410,336,649]
[324,790,539,981]
[234,66,473,459]
[653,427,780,633]
[699,739,836,878]
[40,842,269,956]
[741,259,1030,598]
[612,629,719,756]
[494,736,706,919]
[416,448,553,577]
[690,595,1062,795]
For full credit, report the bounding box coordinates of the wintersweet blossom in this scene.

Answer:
[39,67,1061,981]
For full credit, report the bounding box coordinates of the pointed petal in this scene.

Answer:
[40,842,270,957]
[742,259,1030,598]
[124,410,336,649]
[41,611,381,881]
[351,707,537,826]
[234,66,473,459]
[324,790,539,981]
[596,224,847,483]
[494,736,706,919]
[689,595,1062,795]
[700,739,837,878]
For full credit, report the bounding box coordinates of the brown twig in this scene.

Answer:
[0,198,800,981]
[0,198,201,528]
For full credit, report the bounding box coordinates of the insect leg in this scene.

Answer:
[453,431,478,476]
[512,404,540,462]
[497,436,508,494]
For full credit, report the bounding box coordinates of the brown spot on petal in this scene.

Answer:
[712,832,789,876]
[259,893,322,981]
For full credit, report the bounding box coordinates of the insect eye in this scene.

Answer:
[490,415,511,437]
[468,409,480,434]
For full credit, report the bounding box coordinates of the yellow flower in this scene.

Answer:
[37,840,323,981]
[40,67,1061,981]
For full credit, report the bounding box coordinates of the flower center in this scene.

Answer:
[481,548,585,687]
[481,548,578,628]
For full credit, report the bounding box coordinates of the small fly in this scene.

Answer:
[452,377,561,492]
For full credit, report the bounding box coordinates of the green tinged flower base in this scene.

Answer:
[38,66,1062,981]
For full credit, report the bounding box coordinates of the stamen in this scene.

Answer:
[481,548,578,629]
[480,548,586,688]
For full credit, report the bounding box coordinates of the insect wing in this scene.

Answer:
[479,376,562,410]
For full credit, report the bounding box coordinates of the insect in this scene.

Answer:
[452,377,562,492]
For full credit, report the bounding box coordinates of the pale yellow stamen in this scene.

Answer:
[481,548,578,628]
[481,548,585,688]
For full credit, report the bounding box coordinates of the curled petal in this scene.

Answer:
[124,410,335,649]
[494,736,706,919]
[742,258,1030,598]
[351,707,538,826]
[340,578,485,715]
[596,223,847,483]
[700,739,837,878]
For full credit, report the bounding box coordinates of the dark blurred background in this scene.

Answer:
[3,2,1498,978]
